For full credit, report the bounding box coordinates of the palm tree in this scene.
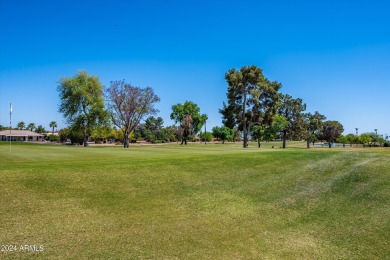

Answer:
[17,121,26,130]
[49,121,57,135]
[27,123,36,132]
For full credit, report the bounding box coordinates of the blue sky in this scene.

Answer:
[0,0,389,136]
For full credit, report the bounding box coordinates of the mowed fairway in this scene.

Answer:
[0,142,389,259]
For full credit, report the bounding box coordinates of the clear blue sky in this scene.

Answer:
[1,0,389,136]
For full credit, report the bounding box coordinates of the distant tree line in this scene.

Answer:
[12,68,383,149]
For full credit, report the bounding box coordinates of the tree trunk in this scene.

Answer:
[306,139,310,149]
[242,87,247,148]
[243,127,248,148]
[83,124,88,147]
[258,138,261,148]
[222,139,225,144]
[328,142,332,148]
[123,132,129,148]
[282,130,287,149]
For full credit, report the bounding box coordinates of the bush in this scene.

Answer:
[151,139,166,144]
[200,132,213,142]
[48,134,59,142]
[384,142,390,147]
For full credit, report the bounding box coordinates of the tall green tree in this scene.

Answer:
[251,125,265,147]
[322,121,344,148]
[304,111,326,148]
[277,94,306,149]
[221,66,281,148]
[106,80,160,148]
[49,121,57,135]
[338,135,348,147]
[170,101,207,145]
[27,123,36,132]
[345,133,357,147]
[58,71,106,147]
[212,126,231,144]
[358,133,372,147]
[144,116,165,142]
[17,121,25,130]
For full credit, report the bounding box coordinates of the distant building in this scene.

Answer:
[0,130,44,142]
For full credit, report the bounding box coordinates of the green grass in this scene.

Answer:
[0,141,389,259]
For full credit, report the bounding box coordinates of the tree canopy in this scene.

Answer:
[58,71,106,147]
[212,126,232,144]
[322,121,344,148]
[170,101,207,145]
[220,65,281,148]
[277,94,306,148]
[106,80,160,148]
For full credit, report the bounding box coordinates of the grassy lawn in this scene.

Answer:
[0,141,389,259]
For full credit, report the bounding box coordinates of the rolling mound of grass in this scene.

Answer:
[0,142,389,259]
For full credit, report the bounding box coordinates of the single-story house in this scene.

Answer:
[0,130,45,142]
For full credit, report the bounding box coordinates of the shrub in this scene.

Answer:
[48,134,59,142]
[384,142,390,147]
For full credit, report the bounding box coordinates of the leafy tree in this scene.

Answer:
[200,131,213,142]
[272,114,289,138]
[378,136,386,147]
[17,121,26,130]
[91,125,114,143]
[27,123,36,131]
[68,126,84,145]
[59,128,70,142]
[49,121,57,135]
[322,121,344,148]
[221,66,281,148]
[345,133,357,147]
[47,134,59,142]
[277,94,306,149]
[144,116,165,142]
[0,125,5,131]
[58,71,106,147]
[365,132,386,147]
[212,126,231,144]
[35,125,46,134]
[358,133,372,147]
[106,80,160,148]
[58,126,83,145]
[338,135,348,147]
[251,125,265,147]
[170,101,207,145]
[164,125,179,142]
[304,111,326,148]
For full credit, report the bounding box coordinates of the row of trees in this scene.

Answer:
[56,68,387,149]
[219,65,347,148]
[5,121,58,134]
[339,132,388,147]
[58,71,208,148]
